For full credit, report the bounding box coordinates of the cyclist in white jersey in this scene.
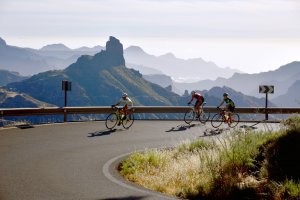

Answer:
[112,93,133,119]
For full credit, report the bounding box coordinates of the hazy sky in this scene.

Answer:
[0,0,300,73]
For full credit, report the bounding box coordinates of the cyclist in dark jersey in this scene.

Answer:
[188,91,204,118]
[218,92,235,113]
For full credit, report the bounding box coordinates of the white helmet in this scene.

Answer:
[122,93,128,98]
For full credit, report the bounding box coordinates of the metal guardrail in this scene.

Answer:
[1,106,300,120]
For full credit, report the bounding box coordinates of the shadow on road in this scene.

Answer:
[199,128,225,137]
[99,196,148,200]
[165,123,198,133]
[87,129,125,137]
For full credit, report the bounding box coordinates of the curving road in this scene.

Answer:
[0,121,278,200]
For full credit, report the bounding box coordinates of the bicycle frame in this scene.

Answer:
[105,106,135,130]
[218,108,233,123]
[184,102,210,124]
[190,102,206,114]
[211,107,239,128]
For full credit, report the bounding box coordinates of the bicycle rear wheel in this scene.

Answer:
[122,114,134,129]
[105,113,118,129]
[228,113,240,128]
[184,109,195,124]
[199,111,210,123]
[211,114,223,128]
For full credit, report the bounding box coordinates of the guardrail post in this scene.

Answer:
[64,108,67,122]
[1,110,4,126]
[265,93,268,120]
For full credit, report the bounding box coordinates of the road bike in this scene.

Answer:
[105,106,135,129]
[211,107,240,128]
[184,102,210,124]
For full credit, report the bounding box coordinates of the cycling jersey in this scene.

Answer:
[116,97,133,107]
[224,98,235,107]
[190,93,204,102]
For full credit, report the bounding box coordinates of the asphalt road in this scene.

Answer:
[0,120,279,200]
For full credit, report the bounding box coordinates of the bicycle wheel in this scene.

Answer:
[184,109,195,124]
[211,114,223,128]
[122,114,134,129]
[228,113,240,128]
[105,113,118,129]
[199,111,210,123]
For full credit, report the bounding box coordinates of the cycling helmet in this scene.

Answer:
[191,91,196,95]
[122,93,128,98]
[223,92,228,97]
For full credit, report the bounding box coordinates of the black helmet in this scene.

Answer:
[223,93,228,97]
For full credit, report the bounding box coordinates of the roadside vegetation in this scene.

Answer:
[119,116,300,199]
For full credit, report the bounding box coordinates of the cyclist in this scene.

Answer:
[187,91,204,118]
[112,93,133,124]
[217,93,235,121]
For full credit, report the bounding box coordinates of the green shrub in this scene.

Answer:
[282,116,300,130]
[265,128,300,182]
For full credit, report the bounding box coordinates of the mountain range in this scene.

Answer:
[172,61,300,105]
[0,36,299,108]
[5,37,186,108]
[124,46,241,81]
[0,37,240,82]
[0,37,104,75]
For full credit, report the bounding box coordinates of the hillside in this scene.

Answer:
[6,37,186,107]
[272,80,300,107]
[203,86,275,107]
[0,87,53,108]
[0,69,28,86]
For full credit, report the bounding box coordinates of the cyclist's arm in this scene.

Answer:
[115,98,122,106]
[218,100,224,107]
[127,97,133,108]
[188,96,194,104]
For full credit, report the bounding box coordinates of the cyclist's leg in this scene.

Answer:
[195,100,201,117]
[122,105,129,119]
[227,105,235,122]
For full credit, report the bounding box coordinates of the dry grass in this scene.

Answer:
[119,117,300,199]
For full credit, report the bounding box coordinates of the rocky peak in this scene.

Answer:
[0,37,7,46]
[106,36,123,56]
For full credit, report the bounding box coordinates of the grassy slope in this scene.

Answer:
[119,116,300,200]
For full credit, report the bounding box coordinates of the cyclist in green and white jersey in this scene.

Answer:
[217,92,235,113]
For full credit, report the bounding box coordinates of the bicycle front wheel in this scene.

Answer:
[211,114,223,128]
[228,113,240,128]
[199,111,210,123]
[184,109,195,124]
[105,113,118,129]
[122,114,134,129]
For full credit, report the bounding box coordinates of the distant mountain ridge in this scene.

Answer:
[0,37,104,75]
[124,45,241,82]
[0,38,50,75]
[173,61,300,100]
